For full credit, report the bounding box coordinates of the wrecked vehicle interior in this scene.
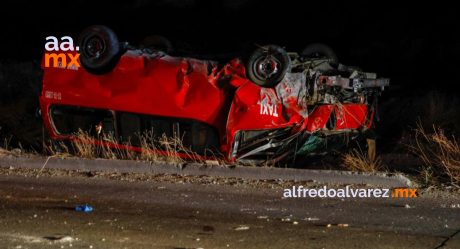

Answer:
[40,25,389,164]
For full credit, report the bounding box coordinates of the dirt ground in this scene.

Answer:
[0,167,459,249]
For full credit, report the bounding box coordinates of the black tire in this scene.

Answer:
[301,43,338,66]
[140,35,173,54]
[79,25,123,74]
[246,45,291,88]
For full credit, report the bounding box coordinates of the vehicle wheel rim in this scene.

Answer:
[85,35,106,59]
[254,55,280,80]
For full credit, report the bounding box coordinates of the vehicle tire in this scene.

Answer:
[140,35,173,54]
[301,43,338,66]
[246,45,291,88]
[79,25,123,74]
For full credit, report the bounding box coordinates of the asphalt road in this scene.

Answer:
[0,170,459,249]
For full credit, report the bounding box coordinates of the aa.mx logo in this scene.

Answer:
[44,36,80,70]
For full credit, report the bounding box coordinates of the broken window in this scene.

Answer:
[50,105,115,137]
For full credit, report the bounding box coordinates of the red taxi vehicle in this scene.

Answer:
[40,25,389,164]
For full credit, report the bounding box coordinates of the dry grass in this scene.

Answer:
[158,133,185,164]
[408,124,460,186]
[44,140,72,158]
[0,148,9,157]
[156,133,205,164]
[71,129,97,158]
[342,139,384,172]
[99,133,136,160]
[0,136,21,157]
[54,129,207,164]
[139,130,160,162]
[3,121,214,165]
[2,136,11,150]
[0,137,10,157]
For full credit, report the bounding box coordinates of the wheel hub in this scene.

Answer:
[85,36,106,59]
[256,56,279,79]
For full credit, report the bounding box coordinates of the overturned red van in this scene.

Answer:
[40,25,389,164]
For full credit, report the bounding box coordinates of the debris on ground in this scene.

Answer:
[43,235,74,243]
[205,160,220,166]
[233,225,250,231]
[326,223,349,228]
[75,204,93,213]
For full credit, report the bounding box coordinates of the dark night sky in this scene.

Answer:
[1,0,460,89]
